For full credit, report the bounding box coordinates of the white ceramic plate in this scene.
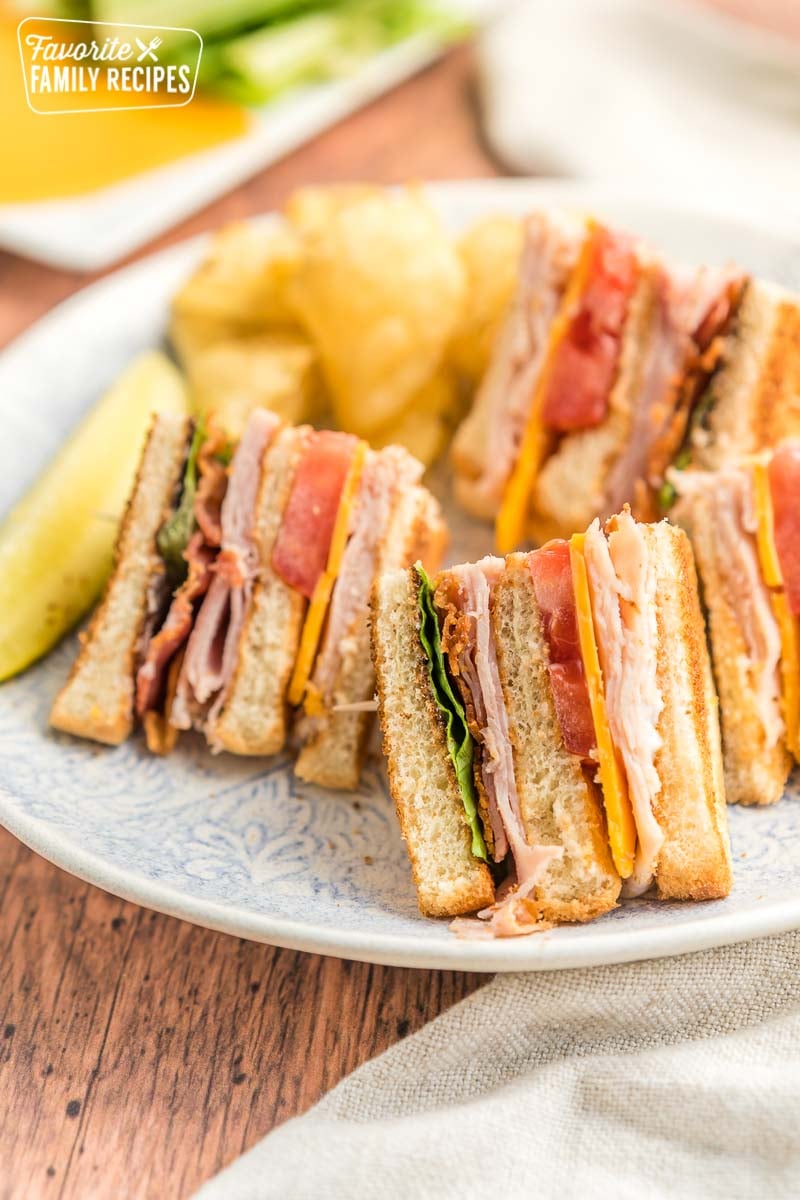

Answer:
[2,180,800,973]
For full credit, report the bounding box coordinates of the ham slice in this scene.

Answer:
[195,426,230,548]
[171,409,280,735]
[672,468,784,747]
[584,514,664,897]
[446,558,563,895]
[459,213,582,510]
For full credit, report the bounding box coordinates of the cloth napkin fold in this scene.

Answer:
[478,0,800,237]
[197,931,800,1199]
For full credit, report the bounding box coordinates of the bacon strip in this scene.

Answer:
[195,426,230,548]
[135,532,215,718]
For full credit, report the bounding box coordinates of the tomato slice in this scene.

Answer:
[272,431,359,600]
[548,660,597,759]
[541,228,638,433]
[769,442,800,617]
[529,540,596,758]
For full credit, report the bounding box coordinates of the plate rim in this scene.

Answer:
[2,786,799,973]
[3,177,800,972]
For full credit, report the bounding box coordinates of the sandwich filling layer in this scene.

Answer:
[295,445,424,729]
[135,419,233,752]
[171,408,281,737]
[768,443,800,618]
[496,221,640,553]
[416,564,486,861]
[583,512,665,897]
[672,467,785,750]
[652,271,747,509]
[436,557,562,896]
[527,541,595,759]
[601,265,699,517]
[456,212,582,514]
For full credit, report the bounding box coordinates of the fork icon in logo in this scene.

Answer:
[135,35,162,62]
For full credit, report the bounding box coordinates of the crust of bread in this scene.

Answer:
[50,413,192,745]
[371,567,495,917]
[206,424,308,756]
[674,494,791,806]
[697,281,800,470]
[294,484,446,790]
[493,554,621,922]
[531,268,657,541]
[648,522,733,899]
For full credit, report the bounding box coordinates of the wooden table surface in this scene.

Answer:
[0,47,498,1200]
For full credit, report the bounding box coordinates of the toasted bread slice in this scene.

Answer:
[371,566,495,917]
[647,522,733,898]
[295,477,447,790]
[492,554,621,922]
[673,484,791,807]
[531,268,658,541]
[206,424,309,756]
[50,412,191,745]
[695,280,800,470]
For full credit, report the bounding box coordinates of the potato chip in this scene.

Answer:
[287,188,465,437]
[449,214,524,386]
[284,184,382,237]
[369,368,463,467]
[186,332,323,437]
[171,220,302,333]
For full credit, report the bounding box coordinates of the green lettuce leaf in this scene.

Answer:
[165,0,470,106]
[156,419,205,586]
[415,564,487,862]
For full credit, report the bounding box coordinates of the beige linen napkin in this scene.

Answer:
[197,931,800,1198]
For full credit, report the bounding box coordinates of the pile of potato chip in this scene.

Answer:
[170,185,523,466]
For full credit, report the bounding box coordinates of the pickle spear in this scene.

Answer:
[0,352,189,682]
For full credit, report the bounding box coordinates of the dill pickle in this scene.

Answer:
[0,352,188,681]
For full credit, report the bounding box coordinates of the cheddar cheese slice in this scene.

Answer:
[752,461,800,760]
[495,220,598,556]
[288,441,367,710]
[570,533,637,877]
[752,460,783,587]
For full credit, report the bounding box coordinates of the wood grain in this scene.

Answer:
[0,45,498,1199]
[0,832,487,1199]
